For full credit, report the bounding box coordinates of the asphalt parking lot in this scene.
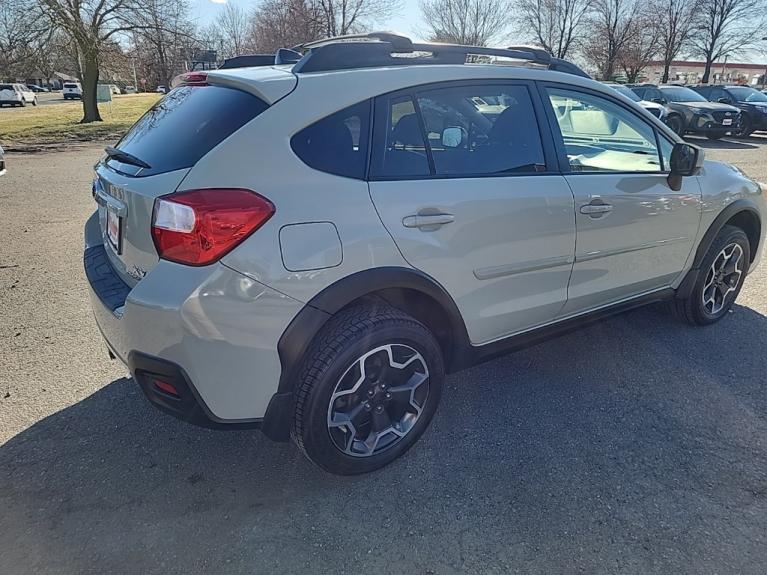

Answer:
[2,137,767,574]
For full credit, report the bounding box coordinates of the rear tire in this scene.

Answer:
[19,99,25,107]
[706,132,724,140]
[671,225,750,325]
[292,303,444,475]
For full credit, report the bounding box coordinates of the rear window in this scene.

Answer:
[111,85,268,177]
[63,84,78,89]
[0,84,13,90]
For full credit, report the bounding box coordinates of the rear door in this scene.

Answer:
[368,80,576,345]
[541,84,701,315]
[94,83,269,286]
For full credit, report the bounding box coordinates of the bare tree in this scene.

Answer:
[618,12,660,82]
[215,2,251,58]
[36,0,164,122]
[583,0,640,80]
[315,0,399,37]
[516,0,592,59]
[690,0,765,83]
[419,0,510,45]
[249,0,325,52]
[652,0,698,83]
[0,0,51,80]
[131,0,196,86]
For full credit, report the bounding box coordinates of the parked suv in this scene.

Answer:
[0,83,37,107]
[690,84,767,137]
[603,82,666,121]
[0,145,5,176]
[84,33,765,475]
[63,82,82,99]
[630,84,740,139]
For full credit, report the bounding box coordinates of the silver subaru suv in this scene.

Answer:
[85,33,764,475]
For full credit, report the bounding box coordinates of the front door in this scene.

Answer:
[368,81,576,345]
[541,85,702,315]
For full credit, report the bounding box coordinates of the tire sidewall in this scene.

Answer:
[691,227,750,324]
[298,322,444,475]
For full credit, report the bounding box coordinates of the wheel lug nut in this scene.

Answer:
[364,402,372,411]
[375,405,384,413]
[367,389,375,397]
[385,392,392,400]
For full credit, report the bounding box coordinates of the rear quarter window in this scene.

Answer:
[110,85,268,177]
[290,100,371,179]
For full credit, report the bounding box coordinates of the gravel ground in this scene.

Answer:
[2,137,767,574]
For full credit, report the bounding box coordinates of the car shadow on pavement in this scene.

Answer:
[3,303,767,574]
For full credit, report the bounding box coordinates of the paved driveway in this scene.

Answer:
[1,140,767,574]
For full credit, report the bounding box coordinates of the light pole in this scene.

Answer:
[761,37,767,89]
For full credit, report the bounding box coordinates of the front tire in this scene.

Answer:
[666,114,684,137]
[736,114,753,137]
[671,225,750,325]
[706,131,725,140]
[292,304,444,475]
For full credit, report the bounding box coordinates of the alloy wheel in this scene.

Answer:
[326,344,429,457]
[702,243,744,315]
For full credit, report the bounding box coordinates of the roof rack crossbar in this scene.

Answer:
[289,32,590,77]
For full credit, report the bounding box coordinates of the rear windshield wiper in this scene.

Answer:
[104,146,152,169]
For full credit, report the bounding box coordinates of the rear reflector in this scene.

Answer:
[152,378,180,397]
[151,188,274,266]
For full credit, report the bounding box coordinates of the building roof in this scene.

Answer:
[648,60,767,70]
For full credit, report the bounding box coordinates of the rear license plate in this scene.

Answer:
[722,118,733,126]
[106,207,121,253]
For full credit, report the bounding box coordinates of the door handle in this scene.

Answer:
[402,213,455,229]
[579,203,613,216]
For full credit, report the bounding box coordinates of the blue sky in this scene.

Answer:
[189,0,426,37]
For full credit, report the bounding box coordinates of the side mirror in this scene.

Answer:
[717,97,731,104]
[442,126,465,148]
[651,97,667,105]
[668,142,704,191]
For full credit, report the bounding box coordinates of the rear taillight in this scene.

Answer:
[151,189,274,266]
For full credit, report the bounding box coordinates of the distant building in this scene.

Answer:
[643,61,767,85]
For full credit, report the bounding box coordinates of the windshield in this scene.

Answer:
[727,86,767,102]
[607,84,641,102]
[660,86,708,102]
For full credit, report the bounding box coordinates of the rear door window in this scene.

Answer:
[290,100,371,179]
[415,84,545,175]
[371,96,431,178]
[111,85,268,177]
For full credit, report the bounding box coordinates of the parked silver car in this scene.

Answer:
[85,33,765,474]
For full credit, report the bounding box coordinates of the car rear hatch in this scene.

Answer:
[94,67,296,287]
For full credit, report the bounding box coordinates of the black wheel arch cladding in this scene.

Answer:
[276,266,471,396]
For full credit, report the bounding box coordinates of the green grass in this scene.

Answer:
[0,94,160,150]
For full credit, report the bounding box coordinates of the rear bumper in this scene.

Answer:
[84,211,302,437]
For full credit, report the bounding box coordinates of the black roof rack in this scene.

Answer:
[289,32,590,77]
[216,32,590,78]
